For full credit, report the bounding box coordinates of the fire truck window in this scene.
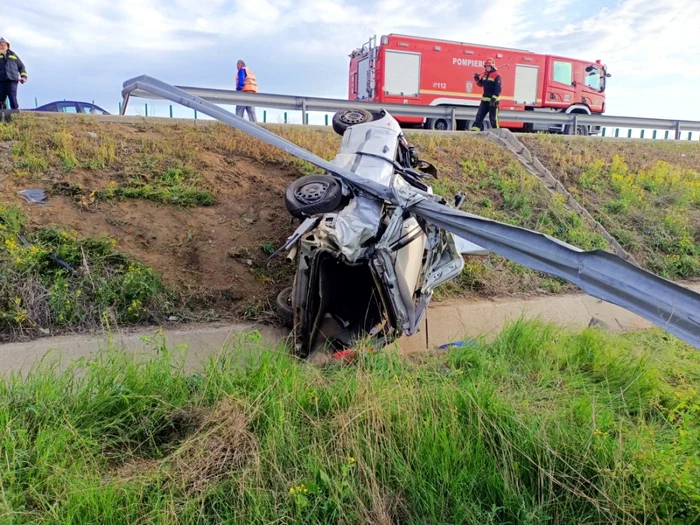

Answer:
[584,67,601,90]
[353,73,358,94]
[553,61,573,85]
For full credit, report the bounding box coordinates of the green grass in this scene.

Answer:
[521,135,700,280]
[1,321,698,524]
[0,204,175,337]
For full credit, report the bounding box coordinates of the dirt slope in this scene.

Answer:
[1,114,699,337]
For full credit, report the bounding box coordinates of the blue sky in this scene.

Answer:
[4,0,700,122]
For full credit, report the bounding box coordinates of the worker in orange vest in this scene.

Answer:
[471,58,501,131]
[235,60,258,122]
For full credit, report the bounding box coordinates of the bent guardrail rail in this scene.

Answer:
[122,75,700,349]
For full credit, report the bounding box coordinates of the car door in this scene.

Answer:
[581,64,605,113]
[546,57,575,109]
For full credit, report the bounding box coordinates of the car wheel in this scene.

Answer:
[332,109,374,136]
[425,118,452,131]
[285,175,343,218]
[276,286,294,328]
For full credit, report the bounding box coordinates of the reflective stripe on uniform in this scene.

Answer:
[481,96,491,102]
[21,73,27,77]
[8,55,17,60]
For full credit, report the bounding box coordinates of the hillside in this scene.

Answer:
[0,114,699,339]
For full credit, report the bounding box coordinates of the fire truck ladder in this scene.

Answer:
[364,36,378,99]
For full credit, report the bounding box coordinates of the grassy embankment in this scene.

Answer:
[1,319,699,523]
[1,115,699,336]
[521,135,700,280]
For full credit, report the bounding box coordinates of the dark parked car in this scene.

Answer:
[29,101,110,115]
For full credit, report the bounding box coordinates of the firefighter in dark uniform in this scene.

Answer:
[471,58,501,131]
[0,38,27,110]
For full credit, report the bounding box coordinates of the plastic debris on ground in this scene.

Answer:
[18,189,48,205]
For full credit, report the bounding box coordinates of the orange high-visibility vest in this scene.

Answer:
[242,67,258,92]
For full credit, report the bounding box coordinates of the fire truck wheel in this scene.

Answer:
[332,109,375,136]
[285,175,343,218]
[565,123,590,136]
[425,118,452,131]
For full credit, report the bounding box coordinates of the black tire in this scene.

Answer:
[276,287,294,328]
[425,117,452,131]
[285,175,343,218]
[332,109,374,136]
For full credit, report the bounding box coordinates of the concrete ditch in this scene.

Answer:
[3,283,698,375]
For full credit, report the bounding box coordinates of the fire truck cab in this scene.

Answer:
[348,34,610,135]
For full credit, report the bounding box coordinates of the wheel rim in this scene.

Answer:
[340,111,368,125]
[295,181,329,204]
[435,119,449,131]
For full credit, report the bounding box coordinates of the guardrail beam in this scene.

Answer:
[121,79,700,134]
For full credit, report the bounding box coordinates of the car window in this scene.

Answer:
[41,104,58,111]
[79,103,107,115]
[584,66,601,90]
[58,104,79,113]
[553,61,572,85]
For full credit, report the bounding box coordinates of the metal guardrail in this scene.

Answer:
[122,84,700,137]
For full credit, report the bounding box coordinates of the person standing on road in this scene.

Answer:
[471,58,501,131]
[235,60,258,123]
[0,38,27,110]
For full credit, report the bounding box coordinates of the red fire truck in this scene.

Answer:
[348,34,610,135]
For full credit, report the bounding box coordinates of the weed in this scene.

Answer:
[1,320,698,523]
[0,204,175,337]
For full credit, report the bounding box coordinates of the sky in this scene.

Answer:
[4,0,700,122]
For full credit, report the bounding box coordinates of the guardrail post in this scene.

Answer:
[194,109,197,120]
[145,103,148,117]
[119,102,122,114]
[570,114,578,135]
[602,128,606,137]
[301,100,307,126]
[284,112,288,124]
[627,129,632,138]
[665,130,670,140]
[450,107,456,131]
[640,130,645,139]
[325,115,329,126]
[169,105,173,118]
[615,128,620,137]
[688,132,692,141]
[653,130,657,139]
[675,121,681,140]
[34,97,38,108]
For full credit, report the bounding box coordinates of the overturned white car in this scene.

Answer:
[275,109,487,357]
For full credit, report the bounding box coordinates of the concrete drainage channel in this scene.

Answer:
[3,284,699,376]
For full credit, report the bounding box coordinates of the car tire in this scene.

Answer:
[285,175,343,218]
[332,109,374,136]
[276,286,294,328]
